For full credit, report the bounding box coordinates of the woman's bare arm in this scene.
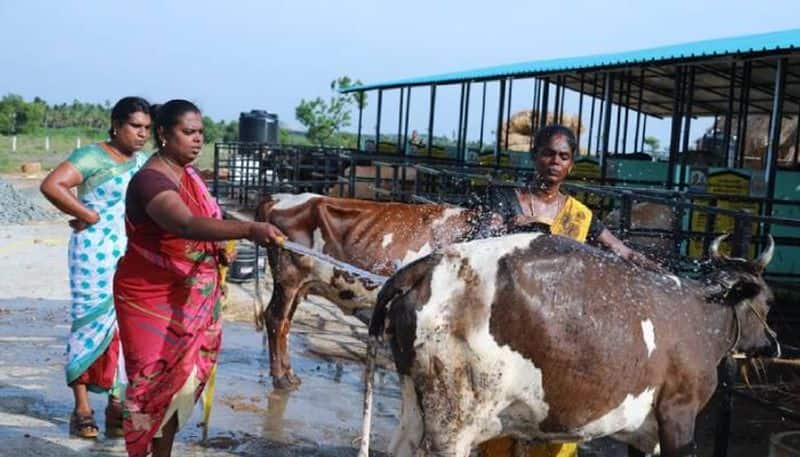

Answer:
[597,228,661,270]
[145,190,284,245]
[40,162,99,224]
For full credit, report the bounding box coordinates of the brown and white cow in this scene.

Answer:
[255,193,479,389]
[369,233,777,457]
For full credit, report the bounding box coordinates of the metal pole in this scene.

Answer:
[588,73,598,154]
[680,66,696,190]
[357,94,364,150]
[495,79,507,166]
[723,63,736,168]
[558,82,566,124]
[376,89,383,153]
[735,61,752,168]
[634,70,644,152]
[600,72,615,184]
[614,75,623,154]
[427,85,436,158]
[212,142,220,196]
[795,104,800,167]
[479,82,486,152]
[641,115,647,152]
[622,71,632,154]
[457,83,465,157]
[577,74,585,151]
[505,78,513,150]
[539,77,550,129]
[530,78,539,151]
[397,88,404,152]
[461,82,471,163]
[667,66,684,189]
[403,87,411,155]
[596,78,605,157]
[553,76,562,125]
[763,57,787,226]
[712,357,737,457]
[532,78,541,130]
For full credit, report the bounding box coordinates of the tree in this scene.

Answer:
[0,94,25,134]
[643,136,660,153]
[295,76,366,145]
[202,116,222,144]
[222,121,238,142]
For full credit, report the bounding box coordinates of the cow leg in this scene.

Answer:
[264,248,309,390]
[655,400,698,457]
[278,287,310,386]
[265,279,303,389]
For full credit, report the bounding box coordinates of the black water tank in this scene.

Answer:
[238,110,278,143]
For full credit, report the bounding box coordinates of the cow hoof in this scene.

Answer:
[273,374,302,390]
[286,372,302,386]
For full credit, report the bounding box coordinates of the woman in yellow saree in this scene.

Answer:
[476,124,656,457]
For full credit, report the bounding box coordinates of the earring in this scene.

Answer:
[161,140,166,147]
[112,129,118,137]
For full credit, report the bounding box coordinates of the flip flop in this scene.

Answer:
[69,410,99,439]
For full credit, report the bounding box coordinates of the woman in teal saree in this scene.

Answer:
[40,97,151,439]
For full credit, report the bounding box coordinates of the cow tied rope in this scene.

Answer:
[253,239,387,457]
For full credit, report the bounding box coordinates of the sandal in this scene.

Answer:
[70,410,99,439]
[105,397,124,438]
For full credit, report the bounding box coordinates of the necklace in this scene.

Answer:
[526,191,564,220]
[157,153,184,184]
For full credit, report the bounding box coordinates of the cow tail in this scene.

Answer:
[369,253,438,338]
[369,253,442,375]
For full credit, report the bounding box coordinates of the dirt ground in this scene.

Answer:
[0,174,798,456]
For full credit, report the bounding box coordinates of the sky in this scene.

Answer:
[1,0,798,147]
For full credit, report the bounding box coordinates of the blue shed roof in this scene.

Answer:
[340,28,800,93]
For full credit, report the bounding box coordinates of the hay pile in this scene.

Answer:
[500,110,583,152]
[705,115,799,167]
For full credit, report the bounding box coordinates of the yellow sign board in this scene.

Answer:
[689,170,758,257]
[569,158,604,210]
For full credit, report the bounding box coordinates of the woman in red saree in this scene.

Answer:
[114,99,284,457]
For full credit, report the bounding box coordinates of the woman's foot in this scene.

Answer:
[105,396,124,438]
[69,410,99,439]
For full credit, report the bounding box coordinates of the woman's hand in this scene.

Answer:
[68,211,100,232]
[625,249,663,272]
[599,227,663,272]
[249,222,286,246]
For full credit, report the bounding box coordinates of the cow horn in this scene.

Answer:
[755,235,775,271]
[710,234,729,260]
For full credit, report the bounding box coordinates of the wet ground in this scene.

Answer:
[0,178,402,457]
[0,174,798,456]
[0,295,403,457]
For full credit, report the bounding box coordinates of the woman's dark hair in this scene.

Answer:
[532,124,578,158]
[152,99,201,151]
[109,96,150,138]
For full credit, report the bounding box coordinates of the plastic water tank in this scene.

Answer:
[238,110,278,143]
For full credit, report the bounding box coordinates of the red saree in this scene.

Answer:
[114,166,223,457]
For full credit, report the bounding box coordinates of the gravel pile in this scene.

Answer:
[0,179,56,224]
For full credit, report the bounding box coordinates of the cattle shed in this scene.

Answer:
[212,28,800,456]
[216,28,800,280]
